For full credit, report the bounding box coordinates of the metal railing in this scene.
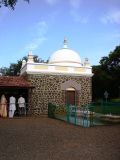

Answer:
[48,103,94,127]
[91,101,120,115]
[48,102,120,127]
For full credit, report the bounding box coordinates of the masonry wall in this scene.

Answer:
[27,74,92,115]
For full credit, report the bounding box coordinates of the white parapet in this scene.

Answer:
[20,62,93,77]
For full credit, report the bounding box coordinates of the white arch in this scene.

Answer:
[66,87,75,91]
[61,80,81,91]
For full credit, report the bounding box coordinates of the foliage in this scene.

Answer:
[111,98,120,103]
[91,102,120,115]
[92,45,120,100]
[48,103,56,118]
[100,45,120,75]
[0,55,44,76]
[48,103,67,118]
[0,67,8,76]
[0,0,29,9]
[54,105,66,115]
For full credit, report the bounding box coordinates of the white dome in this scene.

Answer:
[48,38,82,67]
[48,48,81,67]
[49,48,81,63]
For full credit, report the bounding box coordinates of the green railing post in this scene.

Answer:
[89,104,94,127]
[74,105,77,125]
[82,105,85,127]
[66,105,69,123]
[86,104,88,127]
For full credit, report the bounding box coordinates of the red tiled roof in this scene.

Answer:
[0,76,33,88]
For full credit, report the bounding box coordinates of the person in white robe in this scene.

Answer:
[9,96,16,118]
[0,94,7,118]
[18,96,26,116]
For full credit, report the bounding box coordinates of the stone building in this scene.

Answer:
[21,38,93,115]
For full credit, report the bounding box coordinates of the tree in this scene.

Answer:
[0,55,44,76]
[0,67,8,76]
[100,45,120,75]
[0,0,29,9]
[92,45,120,100]
[92,65,113,100]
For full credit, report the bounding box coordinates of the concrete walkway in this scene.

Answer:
[0,117,120,160]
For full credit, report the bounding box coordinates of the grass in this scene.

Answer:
[111,98,120,102]
[91,102,120,115]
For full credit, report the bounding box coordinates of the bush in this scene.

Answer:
[111,98,120,103]
[48,103,56,118]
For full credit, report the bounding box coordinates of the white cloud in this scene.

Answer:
[100,32,120,42]
[69,0,88,23]
[24,21,48,51]
[25,37,47,51]
[108,32,120,41]
[101,10,120,24]
[46,0,59,5]
[35,21,48,36]
[69,0,82,9]
[111,33,120,38]
[70,10,88,23]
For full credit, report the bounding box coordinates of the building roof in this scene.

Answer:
[48,48,81,66]
[0,76,33,88]
[48,37,82,67]
[20,38,92,76]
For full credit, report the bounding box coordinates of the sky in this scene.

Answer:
[0,0,120,67]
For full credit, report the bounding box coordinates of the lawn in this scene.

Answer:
[91,102,120,115]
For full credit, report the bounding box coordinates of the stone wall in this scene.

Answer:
[27,74,92,115]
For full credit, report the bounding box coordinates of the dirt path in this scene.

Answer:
[0,117,120,160]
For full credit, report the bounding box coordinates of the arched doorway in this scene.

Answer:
[66,88,75,105]
[61,80,81,106]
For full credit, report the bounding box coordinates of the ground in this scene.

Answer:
[0,117,120,160]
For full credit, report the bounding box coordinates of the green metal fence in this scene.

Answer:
[48,102,120,127]
[48,103,94,127]
[91,101,120,115]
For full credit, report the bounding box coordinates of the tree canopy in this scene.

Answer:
[92,45,120,100]
[0,0,29,9]
[0,55,44,76]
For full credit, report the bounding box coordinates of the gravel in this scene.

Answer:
[0,116,120,160]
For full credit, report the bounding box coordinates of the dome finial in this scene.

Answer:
[63,37,68,48]
[27,50,34,63]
